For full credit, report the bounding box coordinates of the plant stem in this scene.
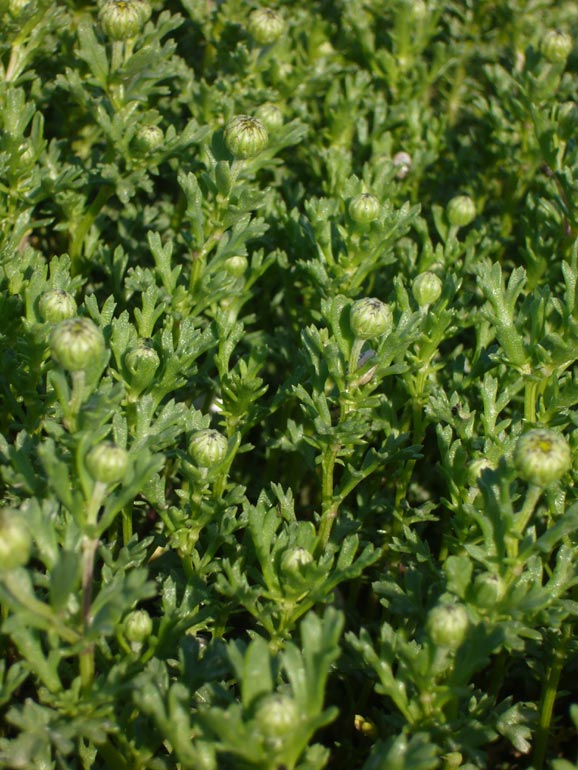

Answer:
[507,483,542,560]
[316,443,339,551]
[68,370,86,432]
[69,185,114,272]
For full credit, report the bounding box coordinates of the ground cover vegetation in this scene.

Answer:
[1,0,578,768]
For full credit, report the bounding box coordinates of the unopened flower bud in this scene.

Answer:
[39,289,77,323]
[225,115,268,160]
[254,694,299,741]
[350,298,392,340]
[514,429,571,487]
[126,343,160,390]
[124,609,153,643]
[426,603,469,649]
[223,255,248,277]
[447,195,476,228]
[255,103,284,131]
[189,429,228,467]
[280,547,313,575]
[412,272,442,307]
[99,0,143,41]
[86,442,129,485]
[472,572,506,608]
[393,150,412,179]
[248,8,284,46]
[133,125,163,154]
[50,317,104,372]
[0,510,32,571]
[349,193,380,224]
[467,458,493,485]
[541,30,573,64]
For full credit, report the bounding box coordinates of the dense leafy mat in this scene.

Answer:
[1,1,578,768]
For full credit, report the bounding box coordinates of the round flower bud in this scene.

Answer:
[254,694,299,742]
[38,289,77,323]
[467,458,493,485]
[248,8,284,46]
[133,125,163,154]
[350,298,393,340]
[223,255,249,277]
[255,103,284,132]
[280,547,313,575]
[447,195,476,228]
[49,317,105,372]
[189,429,228,467]
[225,115,268,160]
[0,510,32,571]
[349,193,380,224]
[124,609,153,643]
[514,429,571,487]
[86,442,129,485]
[472,572,506,609]
[541,30,573,64]
[426,603,469,649]
[126,343,160,390]
[412,272,443,307]
[99,0,143,41]
[393,150,412,179]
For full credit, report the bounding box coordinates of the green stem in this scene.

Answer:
[524,379,538,424]
[67,370,86,432]
[507,483,542,561]
[69,185,114,271]
[316,444,339,551]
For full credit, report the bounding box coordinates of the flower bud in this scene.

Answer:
[86,442,129,485]
[349,193,380,224]
[0,510,32,571]
[189,429,228,467]
[248,8,284,46]
[124,609,153,643]
[50,317,105,372]
[255,103,284,132]
[472,572,506,608]
[350,298,393,340]
[412,272,442,307]
[514,429,571,487]
[254,694,299,742]
[99,0,143,41]
[280,547,313,575]
[133,125,163,154]
[426,603,468,649]
[224,115,268,160]
[38,289,77,323]
[467,458,493,485]
[392,150,412,179]
[447,195,476,228]
[125,343,160,390]
[223,255,248,277]
[541,30,573,64]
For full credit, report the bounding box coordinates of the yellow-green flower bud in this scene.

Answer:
[447,195,476,228]
[472,572,506,608]
[254,694,299,743]
[350,298,392,340]
[349,193,380,224]
[133,125,163,154]
[86,442,129,485]
[248,8,284,46]
[124,609,153,643]
[50,317,105,372]
[280,547,313,575]
[223,255,249,277]
[426,603,469,649]
[225,115,268,160]
[126,343,160,390]
[255,103,284,132]
[514,429,571,487]
[38,289,77,323]
[189,429,228,467]
[541,30,573,64]
[99,0,143,41]
[0,510,32,571]
[412,272,442,307]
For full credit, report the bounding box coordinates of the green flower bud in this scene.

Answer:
[254,694,299,742]
[412,272,443,307]
[426,603,469,649]
[393,150,412,179]
[124,609,153,643]
[50,317,105,372]
[0,510,32,571]
[248,8,284,46]
[447,195,476,228]
[280,547,313,575]
[38,289,77,323]
[350,298,393,340]
[467,458,493,485]
[99,0,143,41]
[514,429,571,487]
[541,30,573,64]
[133,125,163,154]
[225,115,268,159]
[472,572,506,608]
[255,103,284,132]
[223,255,249,277]
[349,193,380,224]
[125,343,160,390]
[86,442,129,485]
[189,429,228,467]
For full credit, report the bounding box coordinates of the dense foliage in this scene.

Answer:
[1,1,578,768]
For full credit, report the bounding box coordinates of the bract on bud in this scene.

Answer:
[349,193,380,224]
[223,255,249,277]
[412,272,442,307]
[350,298,392,340]
[254,694,299,742]
[133,0,151,25]
[426,603,469,649]
[393,150,412,179]
[49,317,104,372]
[514,429,571,487]
[225,115,268,159]
[0,510,32,571]
[255,103,284,131]
[472,572,506,608]
[124,609,153,643]
[133,125,163,154]
[447,195,476,228]
[99,0,143,41]
[86,442,129,485]
[38,289,77,323]
[541,30,573,64]
[126,343,160,390]
[189,429,228,467]
[248,8,284,45]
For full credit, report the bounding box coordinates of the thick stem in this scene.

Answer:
[316,444,340,552]
[68,370,86,432]
[507,483,542,561]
